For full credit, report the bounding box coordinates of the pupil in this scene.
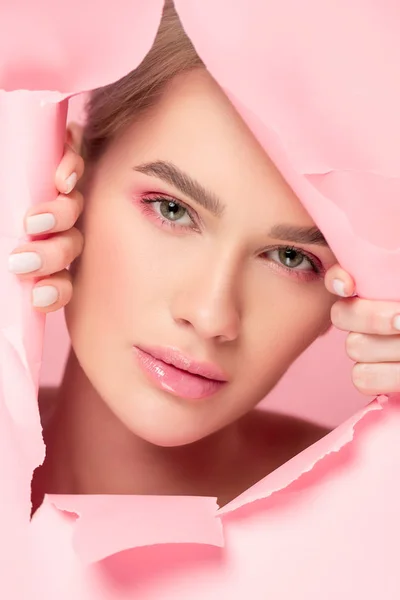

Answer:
[286,249,296,261]
[160,200,186,221]
[279,247,303,267]
[168,202,179,213]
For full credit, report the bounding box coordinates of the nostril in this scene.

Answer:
[174,317,192,328]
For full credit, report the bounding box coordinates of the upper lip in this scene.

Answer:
[135,345,228,382]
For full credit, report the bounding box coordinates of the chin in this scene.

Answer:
[140,428,206,448]
[127,419,212,448]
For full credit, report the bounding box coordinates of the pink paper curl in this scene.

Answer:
[175,0,400,300]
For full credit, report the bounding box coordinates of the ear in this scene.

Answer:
[66,122,84,154]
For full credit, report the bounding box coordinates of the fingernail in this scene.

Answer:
[8,252,42,274]
[64,172,77,194]
[393,315,400,331]
[32,285,59,307]
[26,212,56,235]
[333,279,347,297]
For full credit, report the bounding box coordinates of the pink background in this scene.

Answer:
[38,94,368,429]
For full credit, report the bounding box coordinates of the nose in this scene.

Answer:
[170,252,241,343]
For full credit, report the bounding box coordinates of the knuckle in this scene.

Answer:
[55,230,80,265]
[345,332,364,361]
[56,153,69,177]
[386,363,400,390]
[60,276,73,303]
[71,191,84,220]
[60,228,84,263]
[365,304,392,334]
[353,362,400,395]
[58,235,73,265]
[71,227,84,254]
[65,196,81,225]
[352,363,373,394]
[365,311,382,334]
[330,301,344,327]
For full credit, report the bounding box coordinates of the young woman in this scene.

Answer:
[9,2,400,508]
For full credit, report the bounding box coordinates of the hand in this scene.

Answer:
[325,266,400,396]
[8,143,84,313]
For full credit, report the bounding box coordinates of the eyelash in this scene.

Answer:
[140,194,199,231]
[139,195,324,279]
[264,246,323,280]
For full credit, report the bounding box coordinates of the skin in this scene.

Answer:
[8,144,85,311]
[9,69,400,507]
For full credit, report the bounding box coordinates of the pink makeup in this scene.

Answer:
[133,345,227,400]
[138,193,201,233]
[263,248,326,283]
[131,188,331,283]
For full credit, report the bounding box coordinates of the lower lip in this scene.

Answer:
[133,348,225,400]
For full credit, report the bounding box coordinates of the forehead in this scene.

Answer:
[108,69,315,227]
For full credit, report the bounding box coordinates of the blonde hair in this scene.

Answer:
[82,0,204,163]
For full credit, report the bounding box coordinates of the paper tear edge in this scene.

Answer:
[305,168,400,179]
[43,399,384,554]
[30,398,386,561]
[218,397,384,516]
[1,326,45,465]
[46,495,224,564]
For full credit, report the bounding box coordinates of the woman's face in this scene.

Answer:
[66,69,336,447]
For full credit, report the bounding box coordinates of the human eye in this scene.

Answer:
[140,195,199,231]
[263,246,324,280]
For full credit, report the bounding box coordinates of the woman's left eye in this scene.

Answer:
[266,247,319,273]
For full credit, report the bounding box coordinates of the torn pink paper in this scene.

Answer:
[219,398,384,515]
[175,0,400,299]
[0,3,168,594]
[0,0,164,516]
[1,1,400,599]
[24,397,400,599]
[44,494,223,564]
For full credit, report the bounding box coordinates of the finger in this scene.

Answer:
[24,191,84,236]
[8,229,83,279]
[324,264,356,298]
[352,362,400,396]
[346,332,400,363]
[31,270,73,313]
[331,297,400,335]
[55,143,85,195]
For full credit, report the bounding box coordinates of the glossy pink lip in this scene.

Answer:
[133,345,228,400]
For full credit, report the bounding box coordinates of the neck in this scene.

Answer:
[41,350,244,501]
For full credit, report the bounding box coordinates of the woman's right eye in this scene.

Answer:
[158,199,190,223]
[140,196,197,230]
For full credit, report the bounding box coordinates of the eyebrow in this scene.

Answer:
[134,160,328,247]
[134,160,224,217]
[268,224,328,246]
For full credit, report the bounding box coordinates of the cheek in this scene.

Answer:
[244,282,334,383]
[287,287,333,341]
[68,197,179,335]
